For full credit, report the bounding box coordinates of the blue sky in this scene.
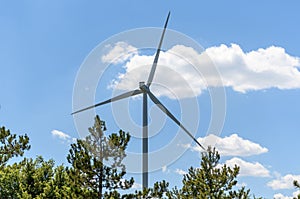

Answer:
[1,1,300,198]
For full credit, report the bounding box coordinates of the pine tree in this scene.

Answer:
[0,156,60,199]
[67,115,134,198]
[19,156,58,198]
[0,161,22,198]
[126,180,170,199]
[0,126,30,167]
[168,147,252,199]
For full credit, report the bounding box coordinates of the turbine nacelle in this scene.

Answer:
[139,81,149,93]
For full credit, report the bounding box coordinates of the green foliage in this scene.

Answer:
[126,180,170,199]
[37,164,85,199]
[0,123,270,198]
[19,156,54,198]
[0,162,22,198]
[0,156,73,199]
[125,147,259,199]
[67,115,134,198]
[168,147,252,199]
[0,126,30,167]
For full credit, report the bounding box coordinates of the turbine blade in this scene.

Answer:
[72,89,142,115]
[147,12,170,87]
[146,89,206,150]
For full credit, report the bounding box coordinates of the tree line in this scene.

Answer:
[1,115,299,198]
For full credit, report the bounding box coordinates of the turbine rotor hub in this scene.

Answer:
[139,81,148,92]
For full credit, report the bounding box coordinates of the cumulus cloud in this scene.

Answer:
[193,134,268,157]
[106,42,300,99]
[102,42,138,64]
[51,130,75,143]
[206,44,300,92]
[175,169,187,175]
[267,174,300,190]
[274,193,290,199]
[273,190,300,199]
[109,45,209,99]
[222,157,270,177]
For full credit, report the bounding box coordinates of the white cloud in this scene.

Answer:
[109,45,207,99]
[194,134,268,157]
[51,130,70,140]
[274,193,291,199]
[102,42,138,64]
[236,182,247,188]
[291,190,300,198]
[222,157,270,177]
[162,165,169,173]
[107,43,300,99]
[175,169,187,175]
[268,174,300,190]
[51,130,75,143]
[206,44,300,92]
[183,134,270,177]
[274,190,300,199]
[290,190,300,198]
[131,182,142,189]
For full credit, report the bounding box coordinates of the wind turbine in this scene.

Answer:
[72,12,205,189]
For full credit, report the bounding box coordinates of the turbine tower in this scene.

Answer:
[72,12,205,189]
